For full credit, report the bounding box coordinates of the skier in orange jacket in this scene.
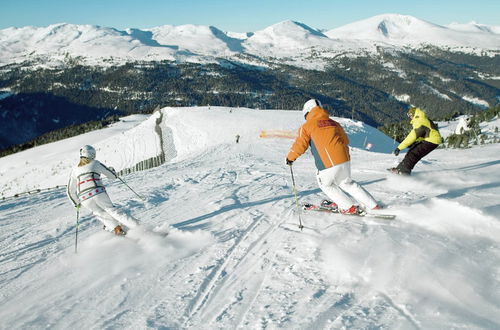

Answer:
[286,99,380,214]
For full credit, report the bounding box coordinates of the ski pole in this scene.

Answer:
[117,176,145,201]
[75,205,80,254]
[289,165,304,230]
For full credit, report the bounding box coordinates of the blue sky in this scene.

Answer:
[1,0,499,32]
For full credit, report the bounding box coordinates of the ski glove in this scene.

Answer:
[109,166,118,177]
[393,148,400,156]
[286,158,294,166]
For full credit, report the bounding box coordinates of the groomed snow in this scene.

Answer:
[1,106,499,329]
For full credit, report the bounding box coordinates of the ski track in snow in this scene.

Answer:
[1,108,500,329]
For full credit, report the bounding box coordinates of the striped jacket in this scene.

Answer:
[66,160,117,206]
[287,106,350,170]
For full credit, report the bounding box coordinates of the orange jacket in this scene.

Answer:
[287,106,350,170]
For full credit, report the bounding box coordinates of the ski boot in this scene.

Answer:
[113,225,127,236]
[302,203,319,211]
[339,205,366,216]
[321,199,338,212]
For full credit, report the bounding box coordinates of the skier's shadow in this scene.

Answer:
[419,160,500,174]
[456,159,500,171]
[434,181,500,204]
[173,188,322,230]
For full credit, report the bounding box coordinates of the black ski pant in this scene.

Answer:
[397,141,438,175]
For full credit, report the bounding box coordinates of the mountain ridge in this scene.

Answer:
[1,14,499,68]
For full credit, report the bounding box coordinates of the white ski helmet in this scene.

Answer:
[302,99,322,118]
[80,145,96,160]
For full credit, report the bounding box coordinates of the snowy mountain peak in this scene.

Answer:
[376,14,445,37]
[260,20,327,38]
[148,23,243,55]
[325,13,500,48]
[244,20,330,54]
[376,13,441,27]
[326,14,445,41]
[447,21,500,34]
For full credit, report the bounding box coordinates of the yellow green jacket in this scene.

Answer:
[398,108,442,150]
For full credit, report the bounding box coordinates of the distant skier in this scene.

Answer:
[236,134,240,143]
[66,145,139,235]
[390,107,442,175]
[286,99,380,215]
[452,116,472,148]
[455,116,472,135]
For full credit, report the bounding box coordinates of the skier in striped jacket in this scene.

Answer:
[66,145,139,235]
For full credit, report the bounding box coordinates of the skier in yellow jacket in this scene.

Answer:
[286,99,380,215]
[390,107,442,175]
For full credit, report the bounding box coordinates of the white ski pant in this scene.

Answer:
[316,161,377,211]
[81,192,139,231]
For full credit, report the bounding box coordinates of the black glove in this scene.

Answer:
[393,148,400,156]
[286,158,294,166]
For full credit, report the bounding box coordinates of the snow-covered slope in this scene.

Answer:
[0,113,156,197]
[0,106,394,198]
[1,107,500,329]
[1,14,499,67]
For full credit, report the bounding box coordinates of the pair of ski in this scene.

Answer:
[110,224,171,241]
[302,202,396,220]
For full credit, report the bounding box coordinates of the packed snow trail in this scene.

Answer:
[1,108,500,329]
